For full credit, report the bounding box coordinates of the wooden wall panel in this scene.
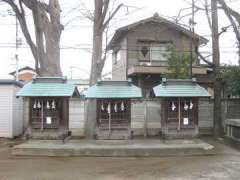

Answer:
[69,98,85,137]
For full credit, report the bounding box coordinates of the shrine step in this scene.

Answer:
[12,139,216,157]
[163,129,198,139]
[28,130,68,140]
[96,130,131,140]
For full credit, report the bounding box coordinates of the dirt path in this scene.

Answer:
[0,138,240,180]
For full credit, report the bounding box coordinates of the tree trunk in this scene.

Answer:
[211,0,223,138]
[90,30,104,85]
[89,0,122,85]
[33,0,62,76]
[2,0,62,76]
[86,0,123,138]
[86,2,104,138]
[85,99,97,138]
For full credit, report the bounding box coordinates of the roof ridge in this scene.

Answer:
[108,14,208,49]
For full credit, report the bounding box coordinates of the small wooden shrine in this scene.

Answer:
[17,77,79,138]
[153,78,210,138]
[84,80,142,139]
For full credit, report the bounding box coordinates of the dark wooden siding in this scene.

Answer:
[126,22,196,69]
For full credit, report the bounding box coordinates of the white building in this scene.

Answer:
[0,80,23,138]
[68,79,89,93]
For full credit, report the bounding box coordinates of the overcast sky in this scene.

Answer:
[0,0,239,79]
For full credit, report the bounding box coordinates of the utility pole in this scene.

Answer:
[189,0,195,78]
[8,9,20,81]
[15,15,19,81]
[211,0,223,138]
[70,66,73,80]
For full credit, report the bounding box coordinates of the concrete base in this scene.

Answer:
[225,136,240,149]
[12,139,215,157]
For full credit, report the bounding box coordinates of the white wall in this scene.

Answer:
[0,84,23,138]
[131,99,161,136]
[22,97,29,130]
[12,86,23,137]
[0,85,13,137]
[69,98,85,137]
[131,100,145,135]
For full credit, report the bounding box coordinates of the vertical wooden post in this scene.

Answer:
[41,100,44,131]
[144,100,148,137]
[108,103,111,136]
[161,99,166,135]
[189,0,195,78]
[85,99,97,139]
[178,98,181,131]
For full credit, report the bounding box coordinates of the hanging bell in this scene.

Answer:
[107,103,111,114]
[33,100,37,109]
[189,101,194,110]
[37,101,41,109]
[121,102,125,111]
[46,100,50,109]
[52,100,56,109]
[114,103,118,112]
[171,102,176,111]
[184,102,189,111]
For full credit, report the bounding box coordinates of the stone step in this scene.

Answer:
[28,130,69,140]
[12,139,216,157]
[96,130,131,140]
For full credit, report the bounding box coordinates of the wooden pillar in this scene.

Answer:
[161,99,167,136]
[62,98,69,129]
[144,100,148,137]
[108,102,111,136]
[41,100,44,131]
[28,98,33,129]
[195,98,199,135]
[178,98,181,131]
[85,99,97,139]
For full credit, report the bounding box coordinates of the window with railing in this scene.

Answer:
[97,99,130,132]
[30,97,63,129]
[138,42,170,62]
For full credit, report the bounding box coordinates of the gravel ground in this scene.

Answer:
[0,138,240,180]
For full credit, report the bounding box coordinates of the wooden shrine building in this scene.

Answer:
[17,77,80,139]
[84,80,142,139]
[153,78,210,138]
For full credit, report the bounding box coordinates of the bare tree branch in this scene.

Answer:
[21,0,50,12]
[100,0,110,26]
[218,0,240,41]
[218,24,232,36]
[102,3,123,30]
[2,0,38,64]
[218,0,240,64]
[2,0,63,75]
[203,0,212,31]
[90,0,124,84]
[197,51,214,66]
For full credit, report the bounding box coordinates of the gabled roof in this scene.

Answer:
[153,78,210,97]
[9,66,36,76]
[108,13,208,49]
[84,80,142,99]
[68,79,89,85]
[17,77,79,97]
[0,79,24,87]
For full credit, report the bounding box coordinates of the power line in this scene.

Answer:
[0,42,238,49]
[0,45,239,53]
